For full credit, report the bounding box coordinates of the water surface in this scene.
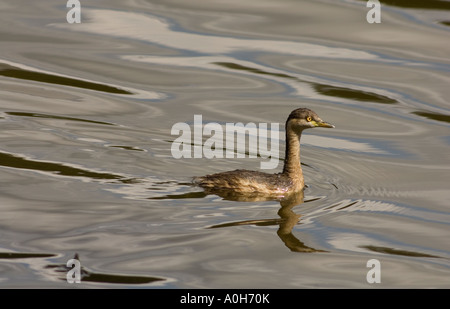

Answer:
[0,0,449,288]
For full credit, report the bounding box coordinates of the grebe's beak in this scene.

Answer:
[313,120,335,128]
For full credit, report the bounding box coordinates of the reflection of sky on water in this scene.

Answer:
[51,9,377,60]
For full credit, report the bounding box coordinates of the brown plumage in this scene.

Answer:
[193,108,334,196]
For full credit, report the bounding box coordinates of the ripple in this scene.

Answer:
[215,61,398,104]
[108,145,146,152]
[361,245,441,258]
[312,84,397,104]
[5,112,116,126]
[0,151,138,184]
[43,254,167,285]
[45,262,165,285]
[0,60,165,100]
[412,110,450,124]
[358,0,450,10]
[0,251,166,286]
[0,252,56,259]
[0,62,132,95]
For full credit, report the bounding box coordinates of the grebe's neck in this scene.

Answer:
[282,125,304,188]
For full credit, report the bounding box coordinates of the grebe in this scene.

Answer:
[193,108,334,196]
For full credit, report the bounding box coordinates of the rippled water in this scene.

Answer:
[0,0,449,288]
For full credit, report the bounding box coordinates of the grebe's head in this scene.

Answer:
[286,108,334,133]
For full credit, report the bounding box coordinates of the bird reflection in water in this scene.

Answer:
[205,188,326,253]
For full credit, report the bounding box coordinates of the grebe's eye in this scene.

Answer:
[306,116,312,122]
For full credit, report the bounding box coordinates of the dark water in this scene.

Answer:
[0,0,449,288]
